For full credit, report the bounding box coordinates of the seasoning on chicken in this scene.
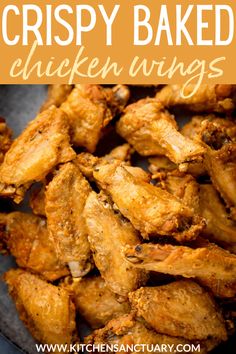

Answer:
[84,191,147,297]
[0,106,75,203]
[85,313,217,354]
[125,242,236,298]
[4,269,77,349]
[2,212,69,281]
[116,98,205,164]
[61,276,130,329]
[199,184,236,254]
[200,120,236,219]
[61,84,130,152]
[129,281,227,341]
[45,162,93,278]
[92,163,205,242]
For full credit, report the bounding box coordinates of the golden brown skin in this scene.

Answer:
[61,84,130,152]
[45,162,93,278]
[62,276,130,328]
[85,313,216,354]
[84,191,147,297]
[40,84,73,112]
[0,106,75,203]
[4,269,77,349]
[181,115,236,177]
[116,98,205,164]
[125,242,236,298]
[105,143,133,162]
[156,84,236,113]
[29,184,46,216]
[199,185,236,254]
[3,212,69,281]
[148,156,176,176]
[76,152,150,183]
[0,117,12,163]
[199,121,236,218]
[157,170,200,212]
[181,115,236,141]
[93,163,205,242]
[129,281,227,341]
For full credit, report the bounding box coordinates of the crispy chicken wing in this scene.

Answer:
[3,212,69,281]
[61,84,130,152]
[4,269,77,349]
[84,191,147,297]
[125,242,236,298]
[45,162,93,278]
[0,106,75,203]
[129,281,227,341]
[181,115,236,177]
[0,117,12,164]
[181,115,236,141]
[76,152,150,183]
[157,170,200,212]
[85,313,216,354]
[62,276,130,328]
[199,121,236,218]
[92,163,205,242]
[156,84,236,113]
[199,184,236,254]
[40,84,73,112]
[116,98,205,164]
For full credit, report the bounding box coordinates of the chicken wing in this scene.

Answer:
[61,84,130,152]
[0,106,75,203]
[156,84,236,113]
[84,191,147,297]
[4,269,77,348]
[181,115,236,141]
[116,98,205,164]
[45,162,93,278]
[3,212,69,281]
[85,313,216,354]
[0,117,12,164]
[125,242,236,298]
[200,121,236,219]
[129,281,227,341]
[92,163,205,242]
[40,84,73,111]
[199,184,236,254]
[156,170,200,212]
[181,115,236,177]
[29,184,46,216]
[62,276,130,328]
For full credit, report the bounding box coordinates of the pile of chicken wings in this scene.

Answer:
[0,84,236,353]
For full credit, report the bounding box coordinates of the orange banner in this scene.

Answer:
[0,0,235,84]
